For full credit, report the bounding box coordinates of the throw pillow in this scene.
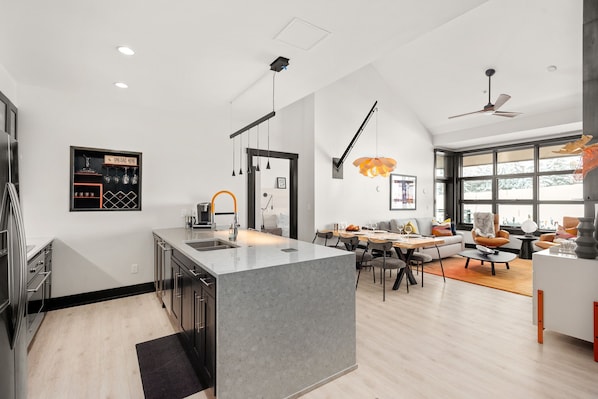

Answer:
[432,225,453,236]
[432,217,451,225]
[404,220,418,234]
[556,225,576,239]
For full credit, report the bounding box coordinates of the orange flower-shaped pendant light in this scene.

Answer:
[353,157,396,177]
[352,107,396,177]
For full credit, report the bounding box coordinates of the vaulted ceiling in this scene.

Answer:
[0,0,582,150]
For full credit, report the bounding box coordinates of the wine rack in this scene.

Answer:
[70,146,142,211]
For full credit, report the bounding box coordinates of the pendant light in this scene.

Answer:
[230,102,236,176]
[228,56,289,175]
[239,128,243,175]
[352,107,396,178]
[231,136,236,176]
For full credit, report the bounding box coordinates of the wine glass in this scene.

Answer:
[131,167,138,185]
[112,169,120,185]
[404,224,413,236]
[122,167,130,185]
[103,167,112,184]
[398,223,405,235]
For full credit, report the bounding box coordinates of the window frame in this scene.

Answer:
[450,135,584,234]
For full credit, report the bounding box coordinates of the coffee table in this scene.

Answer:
[458,249,517,276]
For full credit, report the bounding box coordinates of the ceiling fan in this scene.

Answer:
[449,68,522,119]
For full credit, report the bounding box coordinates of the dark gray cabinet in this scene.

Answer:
[193,272,216,387]
[170,248,216,391]
[170,258,183,326]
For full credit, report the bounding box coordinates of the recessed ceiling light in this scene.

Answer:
[114,82,128,89]
[117,46,135,55]
[547,65,557,72]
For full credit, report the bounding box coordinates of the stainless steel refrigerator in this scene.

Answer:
[0,130,27,399]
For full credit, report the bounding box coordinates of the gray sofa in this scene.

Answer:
[377,217,464,260]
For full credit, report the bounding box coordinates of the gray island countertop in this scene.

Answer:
[152,227,357,399]
[153,227,349,276]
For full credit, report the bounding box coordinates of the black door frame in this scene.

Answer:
[246,148,298,239]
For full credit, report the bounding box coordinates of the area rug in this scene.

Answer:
[422,255,532,296]
[135,333,204,399]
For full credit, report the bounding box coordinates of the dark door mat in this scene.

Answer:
[136,333,204,399]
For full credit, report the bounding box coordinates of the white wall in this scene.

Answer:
[16,83,249,297]
[0,64,17,104]
[313,65,435,230]
[267,94,316,242]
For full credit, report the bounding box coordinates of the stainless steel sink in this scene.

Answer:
[186,239,239,251]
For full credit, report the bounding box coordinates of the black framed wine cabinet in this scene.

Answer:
[70,146,142,211]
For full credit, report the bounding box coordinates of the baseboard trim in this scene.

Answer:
[47,282,155,311]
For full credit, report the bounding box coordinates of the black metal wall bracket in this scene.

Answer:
[332,101,378,179]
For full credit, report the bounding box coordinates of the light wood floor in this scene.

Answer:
[28,271,598,399]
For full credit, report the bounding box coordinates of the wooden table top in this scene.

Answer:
[332,230,444,249]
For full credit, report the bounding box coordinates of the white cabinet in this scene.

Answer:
[532,251,598,343]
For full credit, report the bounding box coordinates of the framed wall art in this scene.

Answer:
[70,146,142,211]
[390,174,416,210]
[276,177,287,189]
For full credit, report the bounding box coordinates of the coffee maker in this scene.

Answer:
[195,202,212,228]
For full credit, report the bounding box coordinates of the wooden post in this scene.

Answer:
[538,290,544,344]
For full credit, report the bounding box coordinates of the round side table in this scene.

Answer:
[515,235,537,259]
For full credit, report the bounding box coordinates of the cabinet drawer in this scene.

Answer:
[171,249,216,296]
[27,251,45,282]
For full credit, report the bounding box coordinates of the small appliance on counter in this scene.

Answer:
[192,202,212,229]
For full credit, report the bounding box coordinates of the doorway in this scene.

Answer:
[246,148,298,239]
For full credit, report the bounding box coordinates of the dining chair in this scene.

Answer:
[408,244,446,287]
[312,230,334,246]
[338,233,372,288]
[368,239,408,301]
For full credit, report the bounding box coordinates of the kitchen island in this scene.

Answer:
[152,227,357,399]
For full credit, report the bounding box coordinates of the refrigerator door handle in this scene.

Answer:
[1,183,27,349]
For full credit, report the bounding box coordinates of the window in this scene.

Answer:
[498,177,533,200]
[454,137,584,233]
[539,175,582,200]
[434,150,456,222]
[463,179,492,200]
[497,148,534,174]
[539,144,581,172]
[498,204,533,227]
[462,153,492,177]
[435,182,445,221]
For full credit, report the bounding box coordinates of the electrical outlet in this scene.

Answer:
[131,264,138,274]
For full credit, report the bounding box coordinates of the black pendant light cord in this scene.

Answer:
[256,124,261,172]
[229,57,288,175]
[231,102,236,176]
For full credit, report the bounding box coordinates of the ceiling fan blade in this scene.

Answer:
[493,94,511,111]
[448,109,486,119]
[492,111,521,118]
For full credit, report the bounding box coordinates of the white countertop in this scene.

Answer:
[26,236,54,261]
[153,228,351,277]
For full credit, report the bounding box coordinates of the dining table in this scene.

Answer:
[332,230,445,290]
